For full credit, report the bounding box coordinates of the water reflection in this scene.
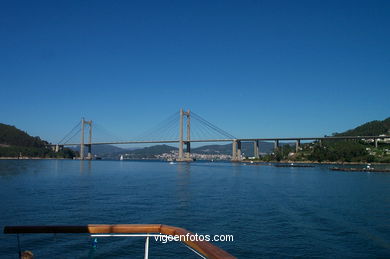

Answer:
[1,160,390,258]
[79,160,92,174]
[231,162,242,176]
[176,162,191,210]
[176,162,191,175]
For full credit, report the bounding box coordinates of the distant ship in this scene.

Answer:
[120,155,124,161]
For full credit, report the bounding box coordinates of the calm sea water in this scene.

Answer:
[0,160,389,258]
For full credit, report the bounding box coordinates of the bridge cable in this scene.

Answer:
[134,111,179,141]
[57,121,81,144]
[192,117,215,139]
[194,115,236,139]
[193,122,215,141]
[62,128,82,145]
[93,122,127,143]
[191,112,234,139]
[152,113,178,140]
[134,114,176,141]
[162,116,179,140]
[191,112,236,139]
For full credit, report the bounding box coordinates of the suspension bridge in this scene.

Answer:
[53,109,388,161]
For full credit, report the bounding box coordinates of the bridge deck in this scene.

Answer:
[57,135,388,146]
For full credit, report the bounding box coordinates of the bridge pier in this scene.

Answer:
[295,140,301,153]
[254,140,260,159]
[87,145,92,160]
[185,141,191,159]
[237,141,242,160]
[374,138,378,148]
[274,140,279,152]
[231,139,242,162]
[232,139,237,161]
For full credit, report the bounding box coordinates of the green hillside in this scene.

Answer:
[0,123,47,147]
[336,117,390,136]
[260,117,390,163]
[0,123,76,158]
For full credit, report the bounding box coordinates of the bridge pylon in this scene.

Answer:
[80,118,93,160]
[177,108,193,162]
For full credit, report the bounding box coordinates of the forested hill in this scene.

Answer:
[272,116,390,163]
[0,123,75,158]
[0,123,48,147]
[336,117,390,136]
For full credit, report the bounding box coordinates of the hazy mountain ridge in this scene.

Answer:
[192,142,275,156]
[96,142,277,159]
[71,144,127,157]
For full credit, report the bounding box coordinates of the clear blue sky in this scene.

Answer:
[0,0,389,143]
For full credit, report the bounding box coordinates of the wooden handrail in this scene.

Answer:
[4,224,236,259]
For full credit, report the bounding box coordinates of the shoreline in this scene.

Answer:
[241,160,390,165]
[1,157,390,165]
[0,157,70,160]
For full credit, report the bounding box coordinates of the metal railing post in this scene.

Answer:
[144,235,150,259]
